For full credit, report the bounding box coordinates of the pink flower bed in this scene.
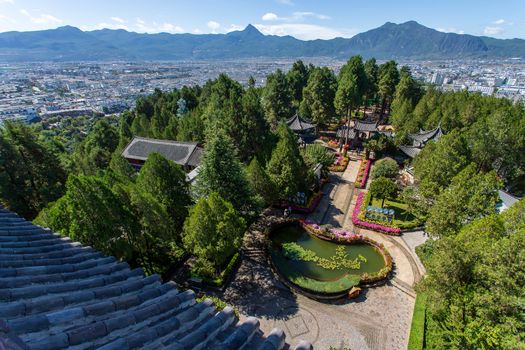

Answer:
[328,153,349,172]
[301,219,363,241]
[352,192,401,235]
[354,159,372,188]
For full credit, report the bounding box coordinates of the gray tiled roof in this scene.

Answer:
[0,207,309,350]
[399,145,422,158]
[354,120,379,132]
[408,125,443,146]
[122,137,203,168]
[336,126,356,139]
[286,114,315,132]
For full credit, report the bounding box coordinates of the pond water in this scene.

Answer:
[270,224,385,281]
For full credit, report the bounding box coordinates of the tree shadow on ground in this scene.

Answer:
[218,256,299,320]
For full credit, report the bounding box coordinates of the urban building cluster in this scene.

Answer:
[406,58,525,101]
[1,58,524,125]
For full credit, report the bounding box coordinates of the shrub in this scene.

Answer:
[372,157,399,179]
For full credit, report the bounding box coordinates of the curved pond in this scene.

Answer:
[270,224,385,282]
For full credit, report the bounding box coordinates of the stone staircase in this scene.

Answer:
[0,207,312,350]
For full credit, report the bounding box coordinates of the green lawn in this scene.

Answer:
[408,292,427,350]
[370,197,420,229]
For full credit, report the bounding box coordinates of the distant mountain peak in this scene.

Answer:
[55,25,82,32]
[227,24,264,37]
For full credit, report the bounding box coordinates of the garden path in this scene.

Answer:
[220,159,427,350]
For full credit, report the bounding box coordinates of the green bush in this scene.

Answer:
[196,294,240,318]
[372,157,399,179]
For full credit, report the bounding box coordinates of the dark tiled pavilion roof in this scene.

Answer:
[286,113,315,132]
[0,207,312,350]
[122,137,203,168]
[353,120,379,133]
[408,125,443,147]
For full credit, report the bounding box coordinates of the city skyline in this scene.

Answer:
[0,0,524,40]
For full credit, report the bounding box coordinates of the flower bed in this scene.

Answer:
[352,192,401,235]
[328,153,349,172]
[354,159,372,188]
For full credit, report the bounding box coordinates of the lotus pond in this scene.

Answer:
[269,224,386,294]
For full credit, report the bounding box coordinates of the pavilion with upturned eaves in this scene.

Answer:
[399,124,444,158]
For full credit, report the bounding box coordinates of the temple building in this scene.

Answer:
[336,120,381,148]
[399,125,443,158]
[122,137,203,172]
[286,113,316,143]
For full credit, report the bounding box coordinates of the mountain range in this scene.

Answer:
[0,21,524,62]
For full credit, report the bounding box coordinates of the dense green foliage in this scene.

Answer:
[183,192,245,278]
[35,154,189,275]
[420,199,525,349]
[266,125,308,200]
[0,121,66,218]
[194,126,254,213]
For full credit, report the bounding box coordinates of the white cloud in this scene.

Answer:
[0,14,15,23]
[134,18,184,33]
[193,28,202,34]
[493,19,506,25]
[484,26,504,35]
[276,0,293,5]
[20,9,62,25]
[110,16,126,24]
[0,0,15,4]
[262,11,330,22]
[207,20,221,31]
[262,12,279,21]
[437,27,465,34]
[255,23,356,40]
[292,12,331,21]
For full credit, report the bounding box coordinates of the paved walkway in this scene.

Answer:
[220,160,428,350]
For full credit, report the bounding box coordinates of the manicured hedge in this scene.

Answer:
[408,293,428,350]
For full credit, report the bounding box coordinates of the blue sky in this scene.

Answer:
[0,0,524,40]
